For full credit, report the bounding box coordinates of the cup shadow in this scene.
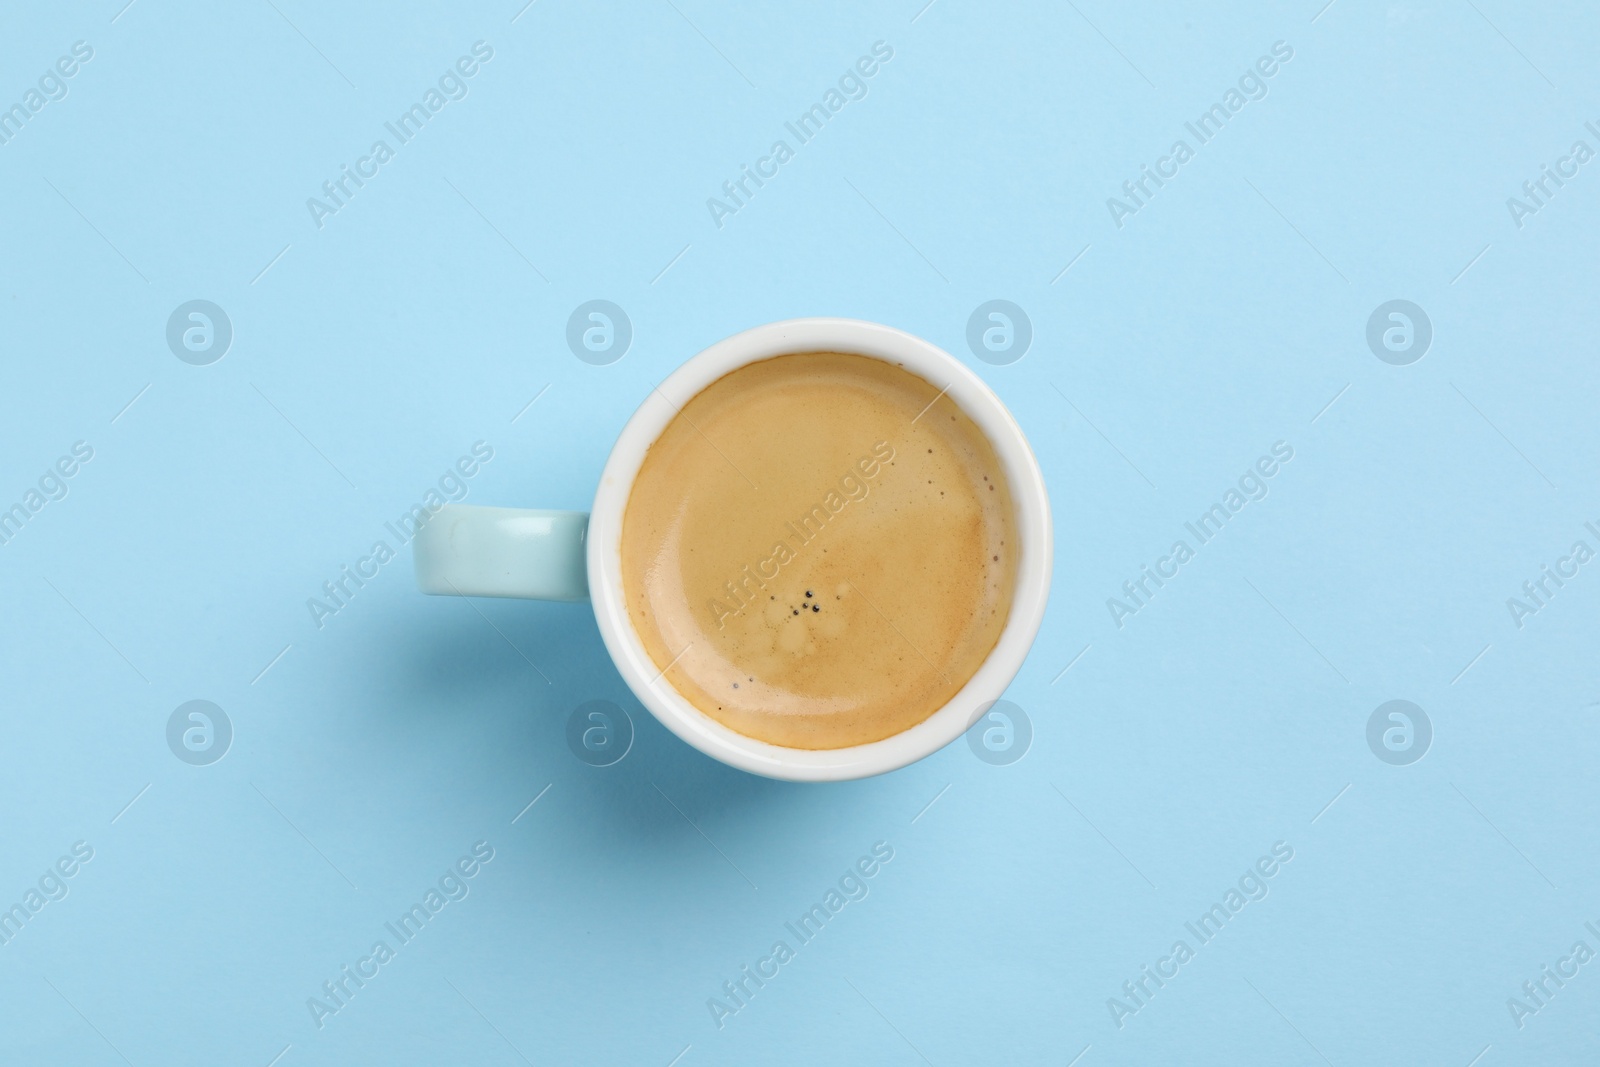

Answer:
[385,592,822,847]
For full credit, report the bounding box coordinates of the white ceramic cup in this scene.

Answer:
[415,318,1052,781]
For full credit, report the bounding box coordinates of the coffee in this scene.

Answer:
[621,352,1018,750]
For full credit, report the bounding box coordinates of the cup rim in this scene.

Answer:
[587,317,1052,781]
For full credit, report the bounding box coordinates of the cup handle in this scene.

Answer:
[414,504,589,601]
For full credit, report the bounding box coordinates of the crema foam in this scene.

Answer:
[621,352,1018,749]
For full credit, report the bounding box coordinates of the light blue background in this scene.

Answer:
[2,1,1597,1064]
